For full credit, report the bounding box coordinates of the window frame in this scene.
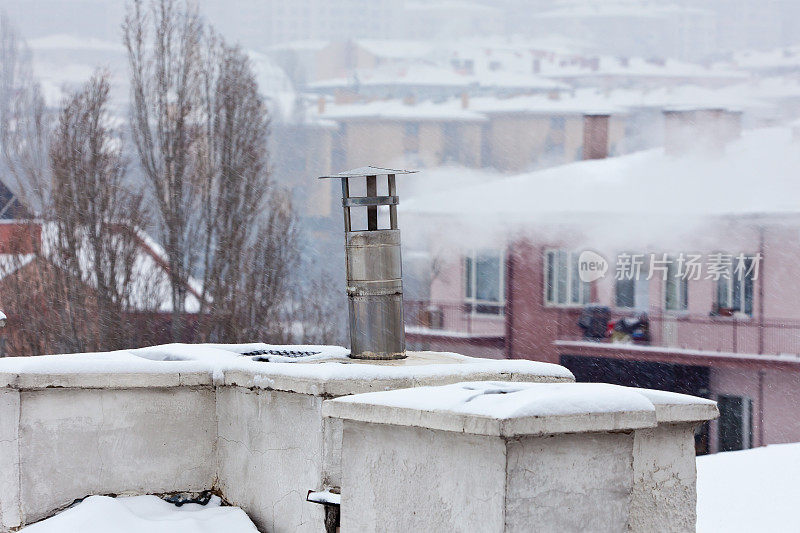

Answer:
[664,255,689,312]
[614,252,649,310]
[717,394,753,452]
[543,249,591,308]
[464,249,506,316]
[716,254,755,316]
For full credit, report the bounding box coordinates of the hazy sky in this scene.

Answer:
[0,1,268,47]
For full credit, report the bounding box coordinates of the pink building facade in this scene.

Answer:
[407,217,800,454]
[404,118,800,455]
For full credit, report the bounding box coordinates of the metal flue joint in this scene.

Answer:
[320,166,416,360]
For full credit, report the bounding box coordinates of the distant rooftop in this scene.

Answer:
[401,127,800,222]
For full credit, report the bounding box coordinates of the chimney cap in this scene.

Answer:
[318,166,417,179]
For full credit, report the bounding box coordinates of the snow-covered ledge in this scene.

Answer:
[0,344,572,532]
[324,381,718,533]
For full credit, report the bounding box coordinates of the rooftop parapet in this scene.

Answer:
[326,381,717,532]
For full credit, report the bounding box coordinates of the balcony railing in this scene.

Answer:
[405,300,800,356]
[404,300,505,338]
[556,308,800,356]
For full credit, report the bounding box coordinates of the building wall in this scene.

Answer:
[418,122,445,167]
[484,114,586,172]
[708,366,800,452]
[341,121,405,169]
[338,119,483,170]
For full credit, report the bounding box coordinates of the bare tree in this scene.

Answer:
[195,40,300,342]
[0,73,161,356]
[123,0,204,340]
[125,1,302,344]
[47,72,152,351]
[0,13,48,214]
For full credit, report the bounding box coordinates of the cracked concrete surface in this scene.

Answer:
[216,387,326,532]
[341,421,507,532]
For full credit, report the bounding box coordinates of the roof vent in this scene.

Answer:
[320,166,417,360]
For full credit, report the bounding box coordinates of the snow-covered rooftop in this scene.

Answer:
[539,56,746,81]
[401,127,800,222]
[314,98,486,122]
[533,1,713,20]
[0,343,573,395]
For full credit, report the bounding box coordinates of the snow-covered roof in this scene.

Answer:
[355,40,435,60]
[533,0,713,19]
[467,94,626,115]
[401,127,800,222]
[540,56,746,81]
[310,81,780,125]
[314,99,486,122]
[0,344,573,395]
[0,254,35,280]
[309,63,569,94]
[0,223,203,313]
[309,64,474,90]
[266,40,330,52]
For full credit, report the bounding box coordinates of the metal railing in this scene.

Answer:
[557,308,800,356]
[405,300,800,356]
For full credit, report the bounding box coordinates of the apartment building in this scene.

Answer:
[402,112,800,454]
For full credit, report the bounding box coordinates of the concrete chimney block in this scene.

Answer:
[325,381,718,532]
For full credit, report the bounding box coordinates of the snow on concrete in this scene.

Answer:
[325,380,715,437]
[0,343,573,391]
[20,495,257,533]
[330,380,658,418]
[697,442,800,533]
[306,490,341,506]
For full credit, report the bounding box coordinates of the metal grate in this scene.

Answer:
[242,349,321,358]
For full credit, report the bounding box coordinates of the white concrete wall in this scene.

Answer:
[340,421,506,533]
[16,387,217,524]
[216,387,326,533]
[0,354,575,532]
[630,423,698,532]
[0,389,20,531]
[505,432,635,532]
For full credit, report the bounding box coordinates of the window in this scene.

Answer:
[544,250,590,306]
[616,277,649,310]
[615,253,649,310]
[716,255,755,316]
[465,250,504,315]
[717,395,753,452]
[665,257,688,311]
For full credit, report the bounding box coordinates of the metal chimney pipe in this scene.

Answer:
[319,166,416,359]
